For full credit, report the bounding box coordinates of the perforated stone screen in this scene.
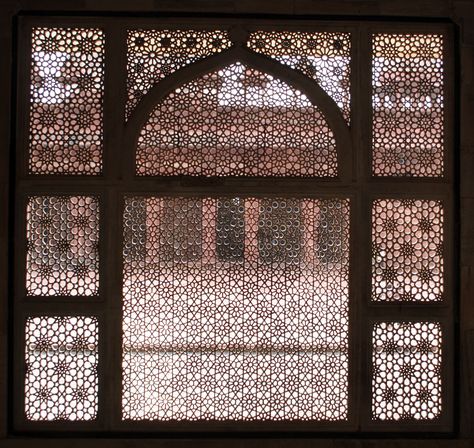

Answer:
[122,197,350,420]
[26,196,100,296]
[136,63,338,177]
[372,34,444,177]
[372,199,444,302]
[29,28,104,174]
[127,29,232,118]
[372,322,442,421]
[15,21,453,433]
[248,31,351,123]
[25,316,99,421]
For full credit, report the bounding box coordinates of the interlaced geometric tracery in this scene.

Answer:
[18,23,452,431]
[248,31,351,123]
[126,29,232,118]
[372,199,443,302]
[26,196,100,296]
[372,322,442,421]
[372,34,444,177]
[122,197,349,420]
[29,28,104,174]
[25,316,99,421]
[136,63,338,177]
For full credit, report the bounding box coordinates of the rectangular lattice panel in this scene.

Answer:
[248,31,351,123]
[372,322,442,421]
[372,199,443,302]
[122,197,350,421]
[25,316,99,421]
[372,34,444,177]
[29,28,104,174]
[26,196,100,296]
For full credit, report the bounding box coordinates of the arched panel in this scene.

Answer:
[125,47,352,181]
[136,62,338,177]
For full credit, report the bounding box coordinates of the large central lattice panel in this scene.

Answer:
[122,197,349,421]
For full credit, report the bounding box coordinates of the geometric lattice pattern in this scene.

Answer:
[29,28,104,174]
[25,316,99,421]
[372,322,442,421]
[122,197,349,420]
[126,29,232,118]
[372,34,444,177]
[26,196,100,296]
[372,199,443,302]
[136,63,338,177]
[248,31,351,123]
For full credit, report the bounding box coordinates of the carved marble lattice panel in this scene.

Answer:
[372,322,442,421]
[372,199,443,302]
[126,29,232,118]
[248,31,351,123]
[372,34,444,176]
[29,28,104,174]
[25,316,99,421]
[136,63,338,177]
[26,196,100,296]
[122,197,349,421]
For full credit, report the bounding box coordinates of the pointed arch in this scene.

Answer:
[124,46,352,181]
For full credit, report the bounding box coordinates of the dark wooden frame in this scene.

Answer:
[7,13,456,439]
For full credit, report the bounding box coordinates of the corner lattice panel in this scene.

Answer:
[29,28,104,174]
[136,63,338,177]
[122,197,349,421]
[372,34,444,177]
[372,199,443,302]
[26,196,100,296]
[126,29,232,118]
[25,316,99,421]
[248,31,351,123]
[372,322,442,421]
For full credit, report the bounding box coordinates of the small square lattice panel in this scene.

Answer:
[372,199,443,302]
[372,34,444,177]
[122,197,350,421]
[26,196,100,296]
[136,63,338,177]
[126,29,232,118]
[25,316,99,421]
[248,31,351,123]
[372,322,442,421]
[29,28,104,174]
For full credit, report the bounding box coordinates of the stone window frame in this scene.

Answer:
[11,16,455,435]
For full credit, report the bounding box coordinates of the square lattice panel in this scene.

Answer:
[122,197,350,421]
